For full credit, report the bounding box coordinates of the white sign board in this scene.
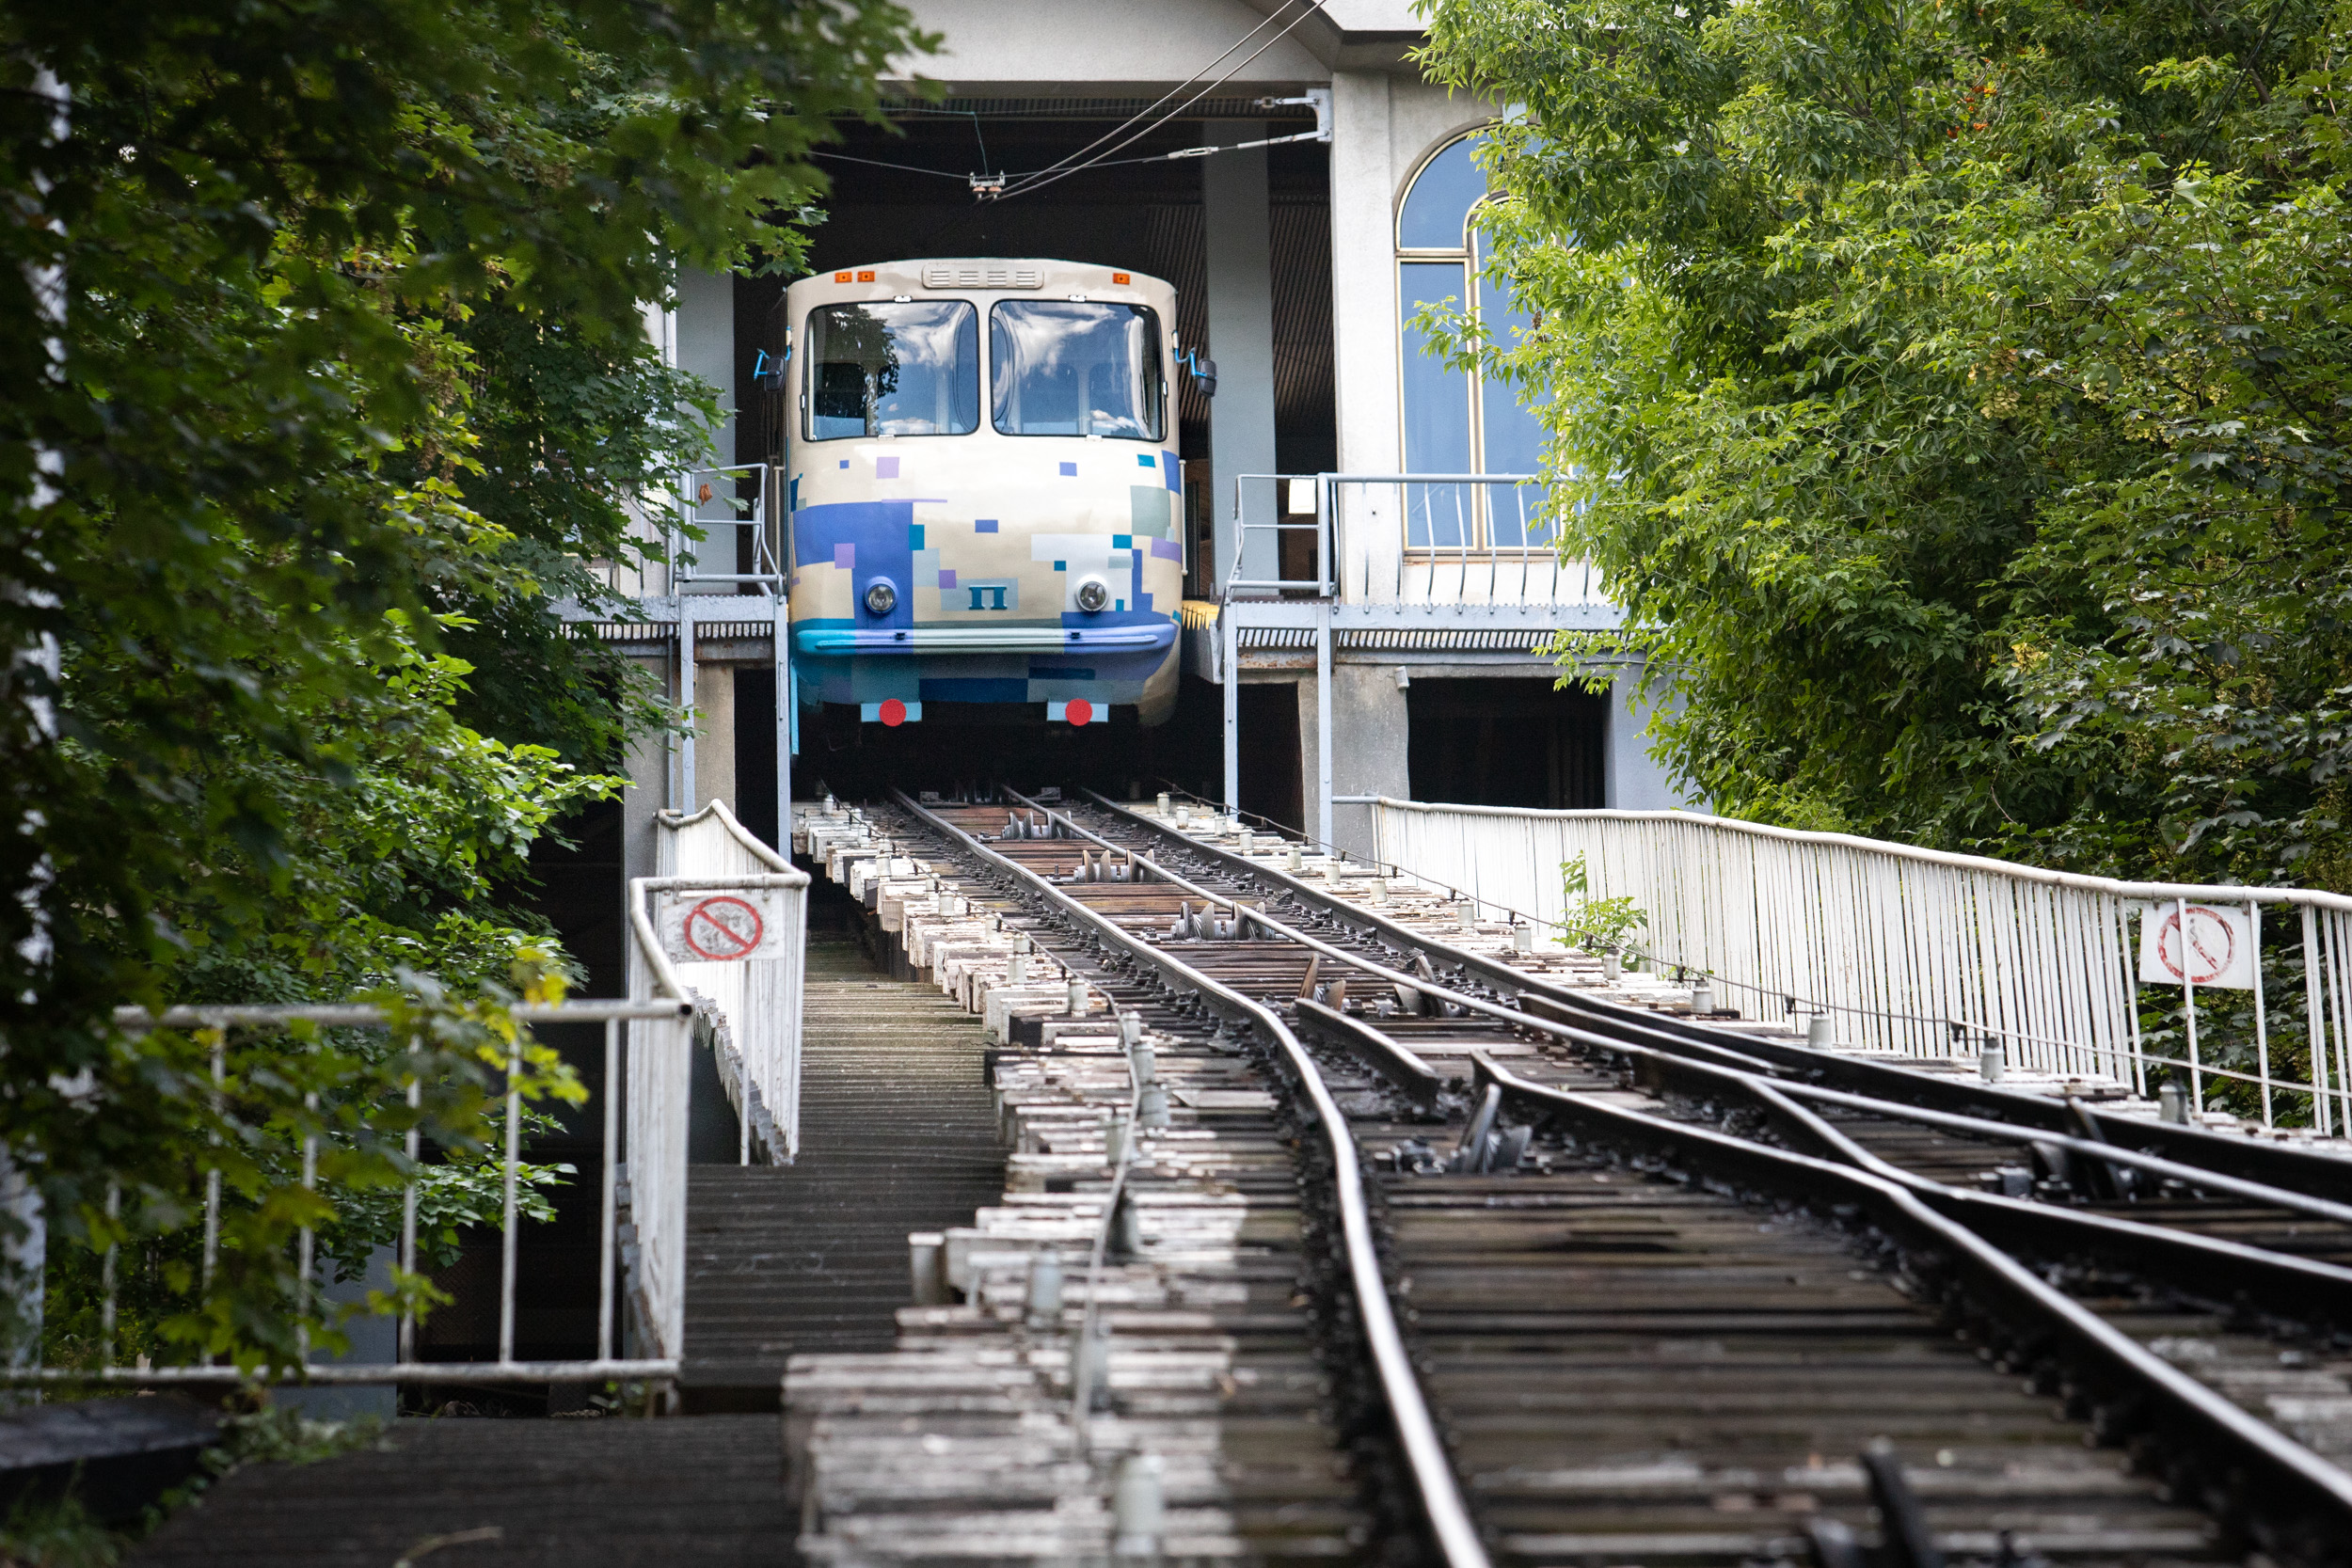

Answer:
[2137,901,2257,990]
[657,888,792,964]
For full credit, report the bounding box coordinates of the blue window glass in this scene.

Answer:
[1398,137,1486,249]
[1478,261,1550,547]
[1396,131,1560,551]
[1399,262,1473,548]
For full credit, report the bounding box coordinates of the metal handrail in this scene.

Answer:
[673,461,781,588]
[1348,796,2352,1132]
[652,800,810,1163]
[1220,471,1602,608]
[15,996,695,1387]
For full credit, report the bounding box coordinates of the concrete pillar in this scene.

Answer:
[1328,76,1400,477]
[1329,662,1411,859]
[1297,672,1320,847]
[675,266,737,467]
[620,654,672,893]
[1201,122,1278,589]
[695,661,737,813]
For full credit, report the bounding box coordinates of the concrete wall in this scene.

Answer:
[1327,661,1409,857]
[1202,126,1279,588]
[1328,74,1497,476]
[1606,667,1694,811]
[620,653,673,893]
[897,0,1328,89]
[676,265,737,467]
[695,661,737,813]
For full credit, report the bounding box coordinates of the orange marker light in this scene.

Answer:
[857,270,876,282]
[834,271,852,283]
[1112,273,1130,284]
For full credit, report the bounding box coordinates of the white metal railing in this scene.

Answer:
[648,800,809,1163]
[11,997,694,1386]
[1225,472,1606,607]
[1347,798,2352,1131]
[674,462,781,589]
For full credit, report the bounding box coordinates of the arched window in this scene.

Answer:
[1397,134,1549,551]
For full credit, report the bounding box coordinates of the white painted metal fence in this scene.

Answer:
[16,997,694,1387]
[646,799,809,1161]
[1350,798,2352,1131]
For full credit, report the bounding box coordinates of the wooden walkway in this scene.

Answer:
[682,928,1007,1403]
[136,910,1007,1558]
[135,1416,788,1566]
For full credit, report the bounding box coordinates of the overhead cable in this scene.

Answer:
[993,0,1326,198]
[992,0,1331,202]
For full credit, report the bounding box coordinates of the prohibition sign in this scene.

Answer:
[683,895,764,961]
[2153,904,2235,986]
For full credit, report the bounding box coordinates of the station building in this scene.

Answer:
[594,0,1686,886]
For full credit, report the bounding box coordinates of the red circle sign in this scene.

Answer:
[2154,905,2235,986]
[879,698,907,727]
[683,895,764,961]
[1065,698,1093,726]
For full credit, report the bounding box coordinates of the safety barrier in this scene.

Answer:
[8,996,694,1386]
[646,800,809,1162]
[1227,472,1605,606]
[1346,797,2352,1131]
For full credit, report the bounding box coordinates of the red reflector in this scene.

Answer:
[1065,698,1094,726]
[880,698,907,727]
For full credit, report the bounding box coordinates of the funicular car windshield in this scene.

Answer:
[989,301,1163,440]
[805,300,980,438]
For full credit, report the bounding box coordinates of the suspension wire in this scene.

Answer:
[992,2,1329,203]
[810,130,1327,193]
[994,0,1325,198]
[810,149,976,181]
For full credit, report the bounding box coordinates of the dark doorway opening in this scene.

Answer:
[736,665,780,849]
[1406,677,1607,809]
[1237,681,1302,832]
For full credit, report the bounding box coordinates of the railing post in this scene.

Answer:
[1316,602,1333,850]
[678,600,697,814]
[599,1017,620,1360]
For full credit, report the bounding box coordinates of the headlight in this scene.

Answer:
[864,579,898,617]
[1074,578,1110,613]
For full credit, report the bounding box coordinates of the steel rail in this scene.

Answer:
[1773,1078,2352,1225]
[1464,992,2352,1328]
[1469,1049,2352,1559]
[1083,788,2352,1201]
[1025,790,2352,1552]
[886,790,1493,1568]
[1046,791,2352,1324]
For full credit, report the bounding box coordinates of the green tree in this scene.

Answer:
[0,0,928,1367]
[1418,0,2352,891]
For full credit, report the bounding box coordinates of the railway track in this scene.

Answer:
[787,787,2352,1567]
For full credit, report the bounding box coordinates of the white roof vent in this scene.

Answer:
[921,263,1044,290]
